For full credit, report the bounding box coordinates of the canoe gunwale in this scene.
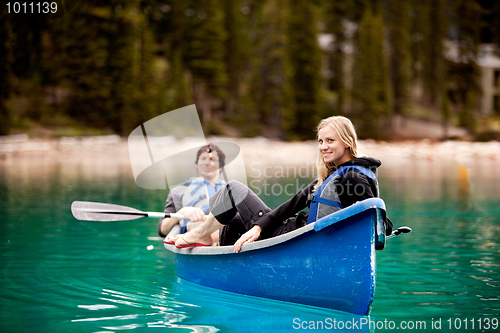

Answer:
[164,197,386,255]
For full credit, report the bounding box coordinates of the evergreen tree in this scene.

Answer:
[459,90,477,133]
[53,2,114,128]
[50,1,156,135]
[222,0,250,117]
[349,0,367,23]
[422,0,448,119]
[7,11,49,123]
[133,10,157,124]
[440,87,451,138]
[0,10,14,135]
[322,0,349,114]
[408,0,424,82]
[454,0,482,133]
[184,0,227,128]
[351,3,391,139]
[9,12,47,80]
[2,0,494,139]
[286,0,322,140]
[246,0,290,139]
[386,0,411,116]
[166,48,192,111]
[107,2,140,135]
[493,1,500,52]
[151,1,192,111]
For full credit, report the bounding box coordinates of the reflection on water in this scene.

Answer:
[457,164,470,207]
[1,157,499,332]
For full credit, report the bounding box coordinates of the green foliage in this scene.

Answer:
[171,0,228,127]
[134,13,158,122]
[184,0,227,98]
[223,0,250,116]
[245,0,291,139]
[45,1,158,135]
[322,0,349,115]
[421,0,448,111]
[351,4,391,139]
[459,91,477,133]
[386,0,411,115]
[0,10,14,135]
[151,1,192,112]
[494,2,500,51]
[441,88,451,124]
[164,48,192,111]
[286,0,322,140]
[449,0,482,133]
[2,0,498,139]
[408,0,426,82]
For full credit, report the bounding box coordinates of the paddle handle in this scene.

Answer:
[149,212,185,219]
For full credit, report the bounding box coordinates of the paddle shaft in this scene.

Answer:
[82,209,185,220]
[71,201,191,222]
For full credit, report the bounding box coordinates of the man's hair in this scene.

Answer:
[195,143,226,169]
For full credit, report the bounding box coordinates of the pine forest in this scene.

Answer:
[1,0,500,140]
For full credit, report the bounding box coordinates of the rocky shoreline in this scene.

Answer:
[0,135,500,165]
[2,134,500,186]
[1,134,499,165]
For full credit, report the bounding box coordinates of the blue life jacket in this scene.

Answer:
[179,177,226,233]
[307,165,378,224]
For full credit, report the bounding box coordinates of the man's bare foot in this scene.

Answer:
[163,234,181,244]
[174,230,213,248]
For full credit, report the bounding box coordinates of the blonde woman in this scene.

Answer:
[167,116,392,252]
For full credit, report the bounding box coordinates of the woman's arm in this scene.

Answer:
[233,180,317,252]
[253,180,317,231]
[233,225,262,253]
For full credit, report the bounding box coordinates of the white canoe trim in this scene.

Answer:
[164,222,315,255]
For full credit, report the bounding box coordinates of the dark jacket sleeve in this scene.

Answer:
[254,180,317,231]
[336,170,374,208]
[163,191,177,214]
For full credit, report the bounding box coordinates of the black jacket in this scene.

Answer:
[334,157,381,208]
[255,157,387,235]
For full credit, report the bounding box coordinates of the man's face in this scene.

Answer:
[196,151,220,180]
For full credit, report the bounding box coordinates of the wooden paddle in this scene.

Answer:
[71,201,186,222]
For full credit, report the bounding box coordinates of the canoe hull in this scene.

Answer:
[167,199,385,316]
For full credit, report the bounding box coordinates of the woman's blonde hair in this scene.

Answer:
[314,116,359,190]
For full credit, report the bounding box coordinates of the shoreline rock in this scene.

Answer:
[1,135,499,165]
[1,135,499,185]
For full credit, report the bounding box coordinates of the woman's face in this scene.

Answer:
[318,126,351,166]
[196,151,220,180]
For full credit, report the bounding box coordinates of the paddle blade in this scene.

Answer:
[394,226,412,235]
[71,201,148,222]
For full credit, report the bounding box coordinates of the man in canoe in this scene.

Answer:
[157,143,227,238]
[166,116,393,251]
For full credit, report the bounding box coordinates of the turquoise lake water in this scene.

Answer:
[1,159,499,332]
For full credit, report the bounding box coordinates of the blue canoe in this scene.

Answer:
[164,197,388,316]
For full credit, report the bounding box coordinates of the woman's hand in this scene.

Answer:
[234,225,262,253]
[177,207,207,222]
